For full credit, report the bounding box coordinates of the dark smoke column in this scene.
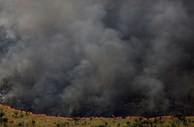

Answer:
[0,0,193,116]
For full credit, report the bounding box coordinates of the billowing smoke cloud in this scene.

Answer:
[0,0,193,116]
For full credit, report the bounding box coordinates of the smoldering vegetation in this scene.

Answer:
[0,0,193,116]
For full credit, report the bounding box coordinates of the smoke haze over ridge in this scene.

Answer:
[0,0,194,116]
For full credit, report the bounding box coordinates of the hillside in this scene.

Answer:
[0,104,193,127]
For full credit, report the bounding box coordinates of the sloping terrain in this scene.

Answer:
[0,104,193,127]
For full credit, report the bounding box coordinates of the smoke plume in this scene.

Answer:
[0,0,193,116]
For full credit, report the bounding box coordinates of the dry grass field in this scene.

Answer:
[0,104,193,127]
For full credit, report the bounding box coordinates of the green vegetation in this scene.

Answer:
[0,104,193,127]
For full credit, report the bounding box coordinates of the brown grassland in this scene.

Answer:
[0,104,193,127]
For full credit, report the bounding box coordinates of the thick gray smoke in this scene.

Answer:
[0,0,193,116]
